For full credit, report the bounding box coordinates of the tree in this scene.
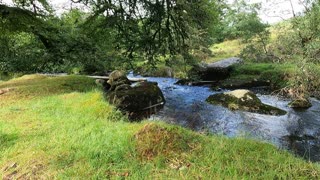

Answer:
[219,0,268,41]
[73,0,220,67]
[1,0,221,73]
[263,0,320,98]
[0,3,103,73]
[214,1,271,62]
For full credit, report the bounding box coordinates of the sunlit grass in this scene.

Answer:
[0,75,319,178]
[209,39,246,63]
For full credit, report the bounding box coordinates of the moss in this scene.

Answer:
[258,104,287,116]
[228,103,240,110]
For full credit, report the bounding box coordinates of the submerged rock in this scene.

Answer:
[206,89,286,116]
[189,57,243,81]
[105,70,165,120]
[288,98,312,109]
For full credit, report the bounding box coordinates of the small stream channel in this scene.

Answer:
[129,74,320,162]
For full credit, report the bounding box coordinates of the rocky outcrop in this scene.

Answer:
[190,57,243,81]
[104,70,165,120]
[288,98,312,109]
[206,89,286,116]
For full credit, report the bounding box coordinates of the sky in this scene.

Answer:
[252,0,305,23]
[1,0,306,24]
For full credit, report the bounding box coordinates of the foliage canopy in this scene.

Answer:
[0,0,220,73]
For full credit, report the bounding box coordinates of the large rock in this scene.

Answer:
[206,89,286,116]
[190,57,243,81]
[104,70,165,120]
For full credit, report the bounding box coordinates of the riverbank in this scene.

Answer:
[0,75,319,178]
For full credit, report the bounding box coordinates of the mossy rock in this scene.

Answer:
[288,98,312,109]
[105,70,132,91]
[107,81,165,120]
[206,89,286,116]
[107,70,130,85]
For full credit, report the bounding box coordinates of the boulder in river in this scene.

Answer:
[288,98,312,109]
[190,57,243,81]
[206,89,286,116]
[105,70,165,120]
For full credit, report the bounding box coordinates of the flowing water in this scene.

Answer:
[129,74,320,162]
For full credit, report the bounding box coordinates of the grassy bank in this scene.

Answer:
[228,63,297,90]
[209,37,298,91]
[209,39,245,63]
[0,75,319,179]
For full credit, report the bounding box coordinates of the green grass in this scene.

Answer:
[227,63,297,89]
[0,75,319,179]
[209,39,246,63]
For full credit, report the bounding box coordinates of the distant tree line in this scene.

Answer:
[2,0,319,80]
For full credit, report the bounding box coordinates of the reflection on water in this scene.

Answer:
[129,74,320,161]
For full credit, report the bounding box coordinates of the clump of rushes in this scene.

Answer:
[133,123,200,161]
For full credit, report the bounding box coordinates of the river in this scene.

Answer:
[128,74,320,162]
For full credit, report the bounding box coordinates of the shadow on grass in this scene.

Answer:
[0,133,18,151]
[0,75,98,100]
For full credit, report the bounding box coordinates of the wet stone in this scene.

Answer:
[288,98,312,109]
